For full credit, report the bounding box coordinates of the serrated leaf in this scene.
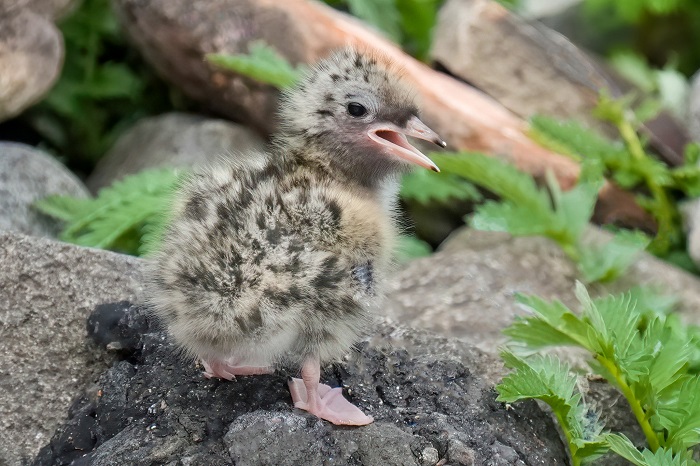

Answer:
[37,168,182,255]
[206,41,303,89]
[469,200,552,236]
[497,352,608,462]
[577,230,650,283]
[506,294,590,348]
[400,169,482,204]
[33,195,95,222]
[429,152,550,210]
[529,115,626,164]
[658,375,700,451]
[605,433,697,466]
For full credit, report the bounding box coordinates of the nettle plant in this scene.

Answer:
[498,283,700,465]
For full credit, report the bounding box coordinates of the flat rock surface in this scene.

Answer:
[0,9,63,122]
[0,142,89,238]
[385,228,700,353]
[87,112,265,192]
[34,302,568,465]
[0,232,144,465]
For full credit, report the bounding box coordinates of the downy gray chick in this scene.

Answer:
[147,48,445,425]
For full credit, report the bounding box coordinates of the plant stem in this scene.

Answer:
[553,410,581,466]
[596,355,661,451]
[617,111,675,254]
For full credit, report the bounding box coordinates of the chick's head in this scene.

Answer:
[277,48,445,185]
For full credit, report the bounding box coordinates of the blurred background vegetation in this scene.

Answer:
[4,0,699,174]
[3,0,700,275]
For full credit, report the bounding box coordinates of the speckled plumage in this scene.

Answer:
[147,48,444,425]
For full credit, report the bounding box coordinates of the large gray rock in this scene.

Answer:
[0,232,144,466]
[0,9,63,122]
[87,112,266,192]
[0,142,90,238]
[34,301,568,465]
[384,228,700,353]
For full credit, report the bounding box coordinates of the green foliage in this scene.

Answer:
[530,93,700,259]
[497,352,608,465]
[400,169,482,204]
[34,169,183,255]
[605,433,699,466]
[608,52,689,120]
[428,152,649,283]
[26,0,176,171]
[323,0,444,60]
[582,0,700,76]
[499,282,700,463]
[395,235,433,263]
[206,42,305,90]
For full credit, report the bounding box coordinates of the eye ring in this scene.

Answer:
[347,102,367,118]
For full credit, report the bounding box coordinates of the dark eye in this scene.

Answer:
[347,102,367,117]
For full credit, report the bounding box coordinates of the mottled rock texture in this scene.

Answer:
[0,233,143,465]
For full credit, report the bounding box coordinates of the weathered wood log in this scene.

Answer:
[432,0,613,133]
[113,0,653,229]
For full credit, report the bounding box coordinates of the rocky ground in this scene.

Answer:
[2,0,700,465]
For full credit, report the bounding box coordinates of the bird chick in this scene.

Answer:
[147,48,445,426]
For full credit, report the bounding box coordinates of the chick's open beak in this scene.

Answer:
[368,115,446,172]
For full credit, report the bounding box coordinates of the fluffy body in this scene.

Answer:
[148,152,395,368]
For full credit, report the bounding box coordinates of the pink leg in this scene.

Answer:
[202,358,274,380]
[288,356,373,426]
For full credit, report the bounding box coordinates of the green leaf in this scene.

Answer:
[36,168,182,255]
[605,433,697,466]
[497,351,609,462]
[505,294,590,349]
[609,51,657,93]
[529,115,626,164]
[577,230,650,283]
[400,169,482,204]
[395,0,438,60]
[206,41,303,89]
[33,195,95,222]
[394,235,432,263]
[658,375,700,451]
[346,0,402,43]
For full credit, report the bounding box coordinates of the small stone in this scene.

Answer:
[420,446,440,466]
[447,439,476,465]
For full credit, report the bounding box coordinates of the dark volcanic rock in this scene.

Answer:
[34,302,568,465]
